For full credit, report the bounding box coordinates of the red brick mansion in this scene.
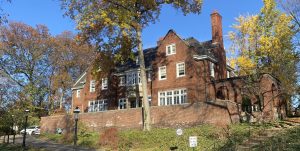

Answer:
[71,11,286,123]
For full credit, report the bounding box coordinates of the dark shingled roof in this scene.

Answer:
[184,37,217,60]
[115,46,158,73]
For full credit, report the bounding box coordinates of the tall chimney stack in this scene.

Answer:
[210,10,226,79]
[211,10,223,47]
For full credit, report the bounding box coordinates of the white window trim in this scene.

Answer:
[76,89,81,98]
[88,99,108,112]
[166,43,176,56]
[90,80,96,92]
[159,66,167,80]
[102,78,108,90]
[158,88,187,106]
[176,62,185,77]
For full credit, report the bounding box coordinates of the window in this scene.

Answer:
[166,44,176,55]
[119,76,125,86]
[158,88,187,106]
[176,62,185,77]
[102,78,108,90]
[159,92,166,106]
[227,71,230,78]
[88,100,108,112]
[119,98,127,109]
[159,66,167,80]
[126,71,140,85]
[90,80,96,92]
[210,62,215,77]
[76,90,80,98]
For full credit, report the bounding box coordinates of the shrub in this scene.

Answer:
[99,127,119,150]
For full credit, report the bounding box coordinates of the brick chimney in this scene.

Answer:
[210,10,227,79]
[211,10,223,47]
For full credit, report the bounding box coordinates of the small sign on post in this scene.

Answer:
[176,128,183,136]
[189,136,197,148]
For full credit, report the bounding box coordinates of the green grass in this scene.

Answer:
[39,123,279,150]
[253,126,300,151]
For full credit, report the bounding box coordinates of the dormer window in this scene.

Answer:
[166,44,176,55]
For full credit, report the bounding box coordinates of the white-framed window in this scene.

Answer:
[176,62,185,77]
[227,71,230,78]
[76,90,81,98]
[166,43,176,55]
[159,92,166,106]
[119,76,125,86]
[90,80,96,92]
[210,62,215,78]
[158,88,187,106]
[126,71,140,85]
[159,66,167,80]
[119,98,127,109]
[102,78,108,90]
[88,100,108,112]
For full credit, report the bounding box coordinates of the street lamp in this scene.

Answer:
[22,109,29,148]
[73,107,80,146]
[11,115,15,144]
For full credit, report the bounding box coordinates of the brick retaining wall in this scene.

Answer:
[41,101,239,133]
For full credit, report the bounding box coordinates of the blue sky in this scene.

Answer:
[3,0,264,50]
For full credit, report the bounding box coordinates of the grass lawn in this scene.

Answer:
[253,126,300,151]
[40,123,275,150]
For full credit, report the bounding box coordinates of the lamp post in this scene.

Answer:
[22,109,29,148]
[11,115,15,144]
[73,107,80,146]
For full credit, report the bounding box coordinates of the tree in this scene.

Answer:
[229,0,298,116]
[0,0,10,24]
[0,22,53,113]
[50,31,95,110]
[61,0,203,131]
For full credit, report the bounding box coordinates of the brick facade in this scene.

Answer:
[59,11,286,130]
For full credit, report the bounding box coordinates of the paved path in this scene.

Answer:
[1,135,100,151]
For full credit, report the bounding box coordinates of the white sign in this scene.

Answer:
[189,136,197,148]
[176,128,183,136]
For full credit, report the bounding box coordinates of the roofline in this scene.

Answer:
[193,55,218,63]
[73,71,87,87]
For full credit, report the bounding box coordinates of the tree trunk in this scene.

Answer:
[137,27,151,131]
[60,89,64,109]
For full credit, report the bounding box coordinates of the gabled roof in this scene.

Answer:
[72,69,87,89]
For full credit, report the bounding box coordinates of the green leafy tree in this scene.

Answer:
[61,0,203,131]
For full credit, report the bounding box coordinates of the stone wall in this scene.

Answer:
[41,102,240,133]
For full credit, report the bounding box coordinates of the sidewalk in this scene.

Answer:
[1,135,100,151]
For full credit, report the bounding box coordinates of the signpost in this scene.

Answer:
[176,128,183,136]
[189,136,197,150]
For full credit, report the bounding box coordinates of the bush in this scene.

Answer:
[99,127,119,150]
